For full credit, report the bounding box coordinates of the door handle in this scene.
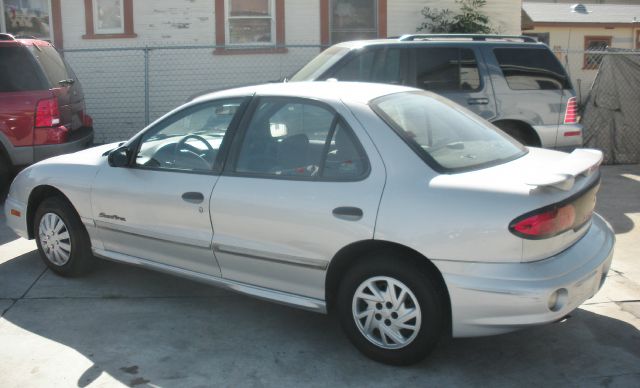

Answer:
[332,207,363,221]
[467,97,489,105]
[182,192,205,204]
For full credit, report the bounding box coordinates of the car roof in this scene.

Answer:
[192,81,419,105]
[0,34,52,48]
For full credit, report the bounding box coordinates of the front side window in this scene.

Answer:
[226,0,274,45]
[494,48,570,90]
[289,45,350,81]
[93,0,124,34]
[234,98,367,179]
[415,48,481,92]
[136,99,244,173]
[331,0,378,44]
[584,36,611,70]
[371,91,526,172]
[1,0,51,40]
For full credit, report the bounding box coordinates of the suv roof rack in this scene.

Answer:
[398,34,538,43]
[0,33,16,41]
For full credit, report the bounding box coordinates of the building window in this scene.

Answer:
[226,0,274,45]
[584,36,611,70]
[83,0,135,39]
[320,0,386,46]
[1,0,51,40]
[214,0,285,54]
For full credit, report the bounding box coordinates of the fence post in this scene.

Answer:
[144,46,150,126]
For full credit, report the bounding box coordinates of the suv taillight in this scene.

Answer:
[35,97,61,127]
[34,97,68,144]
[564,97,577,124]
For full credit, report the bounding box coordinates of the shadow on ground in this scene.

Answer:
[596,164,640,234]
[1,253,639,387]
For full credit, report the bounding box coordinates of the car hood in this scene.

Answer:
[34,142,122,168]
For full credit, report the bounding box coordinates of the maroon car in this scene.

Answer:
[0,34,93,189]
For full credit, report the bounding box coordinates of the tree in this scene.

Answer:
[416,0,492,34]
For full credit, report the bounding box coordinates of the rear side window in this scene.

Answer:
[494,48,570,90]
[328,47,404,85]
[415,48,481,92]
[0,47,46,92]
[28,46,70,87]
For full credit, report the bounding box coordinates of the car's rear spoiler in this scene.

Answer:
[524,149,603,191]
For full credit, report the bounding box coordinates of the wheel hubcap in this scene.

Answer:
[352,276,422,350]
[38,212,71,266]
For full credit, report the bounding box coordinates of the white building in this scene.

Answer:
[1,0,522,142]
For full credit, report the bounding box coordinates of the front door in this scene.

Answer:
[210,97,386,299]
[91,98,247,276]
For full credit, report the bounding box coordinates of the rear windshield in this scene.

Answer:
[371,91,526,172]
[494,48,570,90]
[0,46,46,92]
[289,45,350,81]
[28,45,70,87]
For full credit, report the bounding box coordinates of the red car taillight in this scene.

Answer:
[511,204,576,239]
[564,97,578,124]
[509,182,599,240]
[35,97,61,128]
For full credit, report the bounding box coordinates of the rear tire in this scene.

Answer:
[34,196,94,276]
[336,253,446,365]
[494,121,540,147]
[0,152,11,198]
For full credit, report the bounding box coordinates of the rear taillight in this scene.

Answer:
[511,204,576,239]
[35,97,61,128]
[510,182,599,240]
[564,97,577,124]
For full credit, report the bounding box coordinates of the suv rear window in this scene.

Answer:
[28,45,70,87]
[371,91,526,172]
[494,48,570,90]
[0,47,46,92]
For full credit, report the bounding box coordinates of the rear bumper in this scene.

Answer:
[434,213,615,337]
[533,124,583,149]
[33,126,94,163]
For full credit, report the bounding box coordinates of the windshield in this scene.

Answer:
[289,46,350,81]
[371,91,526,172]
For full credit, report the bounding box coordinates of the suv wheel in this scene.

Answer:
[336,255,446,365]
[0,152,11,197]
[494,122,540,147]
[34,196,94,276]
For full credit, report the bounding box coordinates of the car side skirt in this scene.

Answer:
[93,248,328,313]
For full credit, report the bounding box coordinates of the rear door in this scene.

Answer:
[209,96,386,299]
[411,46,497,120]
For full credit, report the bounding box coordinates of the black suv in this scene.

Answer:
[289,34,581,148]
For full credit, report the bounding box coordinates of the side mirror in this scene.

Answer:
[108,146,130,167]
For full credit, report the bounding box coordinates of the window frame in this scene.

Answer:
[224,96,370,182]
[0,0,53,41]
[583,35,611,70]
[83,0,136,40]
[127,97,251,176]
[214,0,286,55]
[320,0,386,47]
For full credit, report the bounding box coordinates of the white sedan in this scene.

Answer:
[4,82,614,365]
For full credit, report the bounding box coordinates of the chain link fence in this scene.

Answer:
[62,45,640,163]
[62,44,324,144]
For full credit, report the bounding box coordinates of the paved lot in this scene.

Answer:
[1,165,639,388]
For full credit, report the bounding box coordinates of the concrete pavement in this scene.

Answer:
[0,165,639,387]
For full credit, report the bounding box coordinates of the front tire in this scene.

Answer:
[336,255,446,365]
[34,196,93,276]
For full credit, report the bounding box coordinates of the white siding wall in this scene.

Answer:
[59,0,521,142]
